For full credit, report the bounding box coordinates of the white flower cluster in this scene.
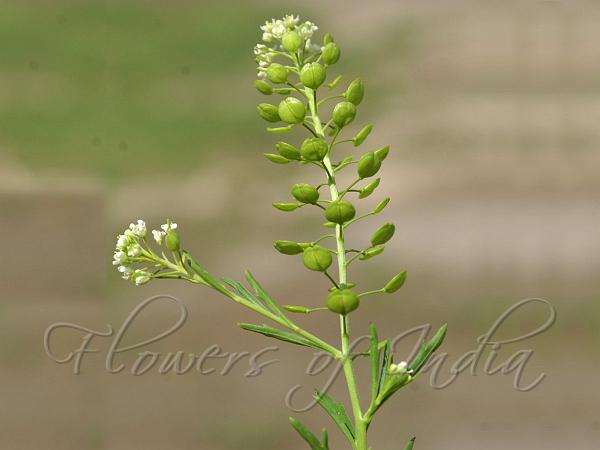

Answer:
[388,361,414,375]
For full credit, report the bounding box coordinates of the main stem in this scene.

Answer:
[306,87,368,450]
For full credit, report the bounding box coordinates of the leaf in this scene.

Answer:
[239,323,320,350]
[321,428,329,449]
[369,324,380,402]
[409,324,447,374]
[377,340,391,398]
[185,257,234,299]
[244,271,290,324]
[289,417,324,450]
[222,277,265,310]
[404,436,416,450]
[314,391,355,444]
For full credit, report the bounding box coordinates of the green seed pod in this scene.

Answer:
[273,202,302,212]
[254,79,273,95]
[374,145,390,161]
[257,103,280,122]
[165,230,181,252]
[345,78,364,105]
[300,63,326,89]
[291,183,320,204]
[323,32,334,45]
[276,141,301,160]
[264,153,290,164]
[326,289,360,315]
[373,197,390,214]
[266,63,288,84]
[358,178,380,199]
[353,124,373,146]
[282,30,302,52]
[371,223,396,246]
[283,305,311,314]
[325,200,356,224]
[278,97,306,124]
[357,152,382,178]
[302,246,333,272]
[332,101,357,128]
[359,246,385,260]
[266,125,293,133]
[328,74,343,89]
[300,137,329,161]
[384,271,407,293]
[322,43,341,65]
[274,240,304,255]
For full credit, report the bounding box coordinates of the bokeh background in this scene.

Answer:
[1,0,598,449]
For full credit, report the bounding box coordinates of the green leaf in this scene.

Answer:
[273,202,303,211]
[314,391,355,444]
[369,324,380,402]
[321,428,329,449]
[239,323,320,349]
[264,153,291,164]
[409,324,447,374]
[373,197,390,214]
[222,278,265,310]
[185,256,234,299]
[358,178,380,199]
[404,436,416,450]
[289,417,324,450]
[377,340,391,398]
[244,271,290,324]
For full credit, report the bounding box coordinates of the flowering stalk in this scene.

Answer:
[112,14,447,450]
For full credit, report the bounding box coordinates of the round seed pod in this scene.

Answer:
[165,230,181,252]
[326,289,360,315]
[266,63,288,84]
[274,240,304,255]
[278,97,306,124]
[300,137,328,161]
[357,152,382,178]
[257,103,280,122]
[254,79,273,95]
[322,43,341,65]
[291,183,320,204]
[345,78,364,105]
[332,101,357,128]
[282,30,302,52]
[371,223,396,246]
[323,32,334,45]
[325,200,356,224]
[302,246,333,272]
[300,62,326,89]
[276,141,301,160]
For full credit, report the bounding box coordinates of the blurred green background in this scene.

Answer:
[1,1,599,449]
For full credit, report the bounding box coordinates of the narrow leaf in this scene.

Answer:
[244,271,290,324]
[409,324,447,374]
[186,258,234,299]
[377,340,391,398]
[289,417,324,450]
[404,436,416,450]
[369,324,380,403]
[314,391,355,443]
[222,278,265,310]
[239,323,320,349]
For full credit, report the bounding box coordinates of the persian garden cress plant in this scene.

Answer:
[112,15,446,450]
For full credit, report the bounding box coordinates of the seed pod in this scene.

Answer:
[273,203,302,212]
[332,101,357,128]
[257,103,280,122]
[326,289,360,315]
[276,141,301,160]
[359,246,385,260]
[345,78,364,105]
[302,246,333,272]
[373,197,390,214]
[274,240,304,255]
[384,271,407,293]
[371,223,396,246]
[327,74,343,90]
[374,145,390,161]
[300,137,329,161]
[291,183,320,204]
[255,79,273,95]
[278,97,306,124]
[353,124,373,146]
[266,63,288,84]
[300,63,326,89]
[357,152,382,178]
[322,43,341,65]
[165,230,181,252]
[358,178,380,199]
[323,32,334,45]
[283,305,311,314]
[325,200,356,224]
[282,30,302,52]
[264,153,290,164]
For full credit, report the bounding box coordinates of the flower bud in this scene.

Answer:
[165,230,181,252]
[326,289,359,315]
[302,246,333,272]
[353,124,373,146]
[266,63,288,84]
[359,246,385,261]
[325,200,356,224]
[291,183,320,204]
[371,223,395,246]
[257,103,280,122]
[132,270,151,286]
[332,101,357,128]
[274,240,304,255]
[276,141,301,160]
[255,79,273,95]
[282,30,302,52]
[264,153,290,164]
[300,137,328,161]
[300,63,326,89]
[322,43,341,65]
[345,78,364,105]
[278,97,306,124]
[384,271,407,293]
[358,178,380,199]
[357,152,382,178]
[323,32,334,45]
[374,145,390,161]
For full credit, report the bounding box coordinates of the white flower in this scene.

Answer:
[271,21,286,39]
[112,250,127,266]
[129,219,146,237]
[283,14,299,28]
[116,234,129,250]
[299,21,318,39]
[118,265,133,280]
[152,229,163,245]
[262,32,273,42]
[389,361,409,374]
[160,222,177,233]
[133,270,151,286]
[127,243,142,257]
